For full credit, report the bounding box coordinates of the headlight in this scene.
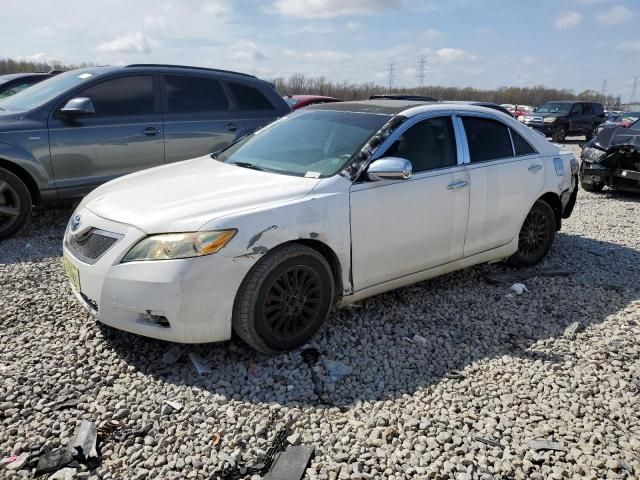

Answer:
[122,230,237,262]
[582,147,606,163]
[543,117,557,124]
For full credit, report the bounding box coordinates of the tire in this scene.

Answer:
[585,125,598,142]
[508,200,556,268]
[581,180,604,192]
[233,243,335,354]
[0,168,32,240]
[552,125,567,143]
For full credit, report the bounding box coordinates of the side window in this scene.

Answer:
[584,103,593,115]
[76,76,154,116]
[228,82,274,111]
[461,116,513,162]
[165,75,229,113]
[571,104,583,116]
[510,128,537,156]
[383,116,457,173]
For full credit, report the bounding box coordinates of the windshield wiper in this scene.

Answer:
[230,161,267,172]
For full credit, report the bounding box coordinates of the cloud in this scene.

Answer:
[271,0,401,18]
[433,47,475,63]
[285,49,353,62]
[201,0,231,15]
[572,0,607,4]
[597,5,634,25]
[346,21,363,31]
[231,41,267,61]
[617,39,640,52]
[555,11,582,29]
[421,28,442,40]
[97,32,154,54]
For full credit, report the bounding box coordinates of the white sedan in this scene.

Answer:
[63,101,578,353]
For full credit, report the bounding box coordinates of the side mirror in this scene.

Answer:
[60,97,95,116]
[367,157,412,181]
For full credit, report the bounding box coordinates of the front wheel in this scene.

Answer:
[233,244,335,354]
[508,200,556,268]
[552,125,567,143]
[0,168,32,240]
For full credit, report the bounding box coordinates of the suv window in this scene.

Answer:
[76,76,154,116]
[462,116,513,162]
[383,116,457,172]
[228,82,274,110]
[510,128,537,156]
[165,75,229,113]
[571,103,583,116]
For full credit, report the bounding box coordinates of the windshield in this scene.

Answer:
[218,110,391,177]
[0,69,102,112]
[535,102,572,114]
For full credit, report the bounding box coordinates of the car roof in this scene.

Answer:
[308,99,440,115]
[0,72,52,81]
[290,95,340,101]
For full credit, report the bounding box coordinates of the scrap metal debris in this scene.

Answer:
[35,447,74,476]
[301,348,324,401]
[68,420,99,469]
[527,439,567,452]
[263,445,315,480]
[189,352,214,374]
[485,268,574,284]
[471,435,504,449]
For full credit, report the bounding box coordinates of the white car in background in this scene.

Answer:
[63,100,578,353]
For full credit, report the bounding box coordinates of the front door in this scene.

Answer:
[49,75,164,197]
[350,115,469,290]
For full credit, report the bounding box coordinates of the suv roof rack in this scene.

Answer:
[369,94,439,102]
[124,64,256,79]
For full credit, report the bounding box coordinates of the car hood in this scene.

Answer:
[593,125,640,151]
[83,156,321,233]
[528,111,567,119]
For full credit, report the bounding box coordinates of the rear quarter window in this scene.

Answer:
[165,75,229,113]
[228,82,274,111]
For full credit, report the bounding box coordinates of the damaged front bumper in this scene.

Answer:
[581,143,640,191]
[62,208,249,343]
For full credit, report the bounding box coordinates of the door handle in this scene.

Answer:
[528,164,543,173]
[226,123,238,132]
[447,180,469,190]
[142,127,160,136]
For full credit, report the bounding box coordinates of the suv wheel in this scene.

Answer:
[552,125,567,143]
[585,126,598,141]
[0,168,32,240]
[508,200,556,268]
[233,244,335,354]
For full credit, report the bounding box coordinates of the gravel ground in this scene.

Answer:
[1,142,639,479]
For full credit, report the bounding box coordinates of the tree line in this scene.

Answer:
[1,58,622,109]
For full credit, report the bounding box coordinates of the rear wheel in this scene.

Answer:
[508,200,556,268]
[581,181,604,192]
[233,244,334,354]
[0,168,32,240]
[585,125,598,141]
[552,125,567,143]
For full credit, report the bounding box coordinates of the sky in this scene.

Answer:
[3,0,640,100]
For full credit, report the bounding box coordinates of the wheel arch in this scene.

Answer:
[537,191,562,231]
[0,158,41,205]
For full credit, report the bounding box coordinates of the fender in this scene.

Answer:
[0,140,53,191]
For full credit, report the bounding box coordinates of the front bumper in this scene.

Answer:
[524,122,556,135]
[62,208,249,343]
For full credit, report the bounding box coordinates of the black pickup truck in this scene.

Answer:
[523,101,606,142]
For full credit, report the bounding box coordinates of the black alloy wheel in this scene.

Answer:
[508,200,556,267]
[0,169,32,240]
[553,126,567,143]
[233,243,334,353]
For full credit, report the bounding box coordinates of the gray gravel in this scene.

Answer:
[1,142,639,479]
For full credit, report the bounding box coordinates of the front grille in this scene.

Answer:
[66,229,120,263]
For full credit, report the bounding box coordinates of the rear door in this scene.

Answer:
[161,74,242,163]
[568,103,585,132]
[461,115,545,256]
[49,74,164,196]
[225,80,282,134]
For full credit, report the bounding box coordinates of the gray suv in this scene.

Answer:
[0,64,290,239]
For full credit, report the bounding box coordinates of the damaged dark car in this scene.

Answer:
[580,118,640,192]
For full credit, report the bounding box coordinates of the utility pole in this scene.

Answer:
[630,76,639,106]
[417,54,427,89]
[387,61,396,94]
[601,79,607,106]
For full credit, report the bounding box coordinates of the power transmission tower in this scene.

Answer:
[417,54,427,88]
[630,76,639,105]
[387,62,396,94]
